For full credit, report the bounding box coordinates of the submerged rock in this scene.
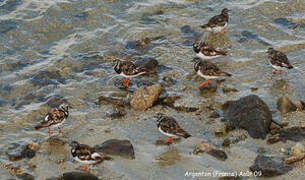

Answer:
[94,139,135,159]
[268,127,305,143]
[290,143,305,156]
[59,171,98,180]
[222,95,272,139]
[130,84,161,111]
[249,155,292,177]
[7,142,37,161]
[16,173,35,180]
[277,97,297,114]
[193,141,227,161]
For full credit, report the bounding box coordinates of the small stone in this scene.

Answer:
[249,155,292,177]
[222,138,231,147]
[214,125,227,137]
[250,87,258,91]
[193,141,214,154]
[209,111,220,118]
[277,97,297,114]
[207,149,228,161]
[47,137,66,146]
[130,84,161,111]
[222,87,238,94]
[94,139,135,159]
[61,171,99,180]
[290,143,305,156]
[16,173,35,180]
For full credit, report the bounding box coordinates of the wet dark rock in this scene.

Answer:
[279,127,305,142]
[250,87,258,91]
[7,142,36,161]
[0,20,17,33]
[130,84,161,111]
[125,36,164,52]
[206,149,228,161]
[222,138,231,147]
[74,11,89,19]
[249,155,292,177]
[94,139,135,159]
[300,101,305,110]
[222,95,272,139]
[97,96,129,107]
[16,173,35,180]
[209,111,220,118]
[61,171,98,180]
[222,87,238,94]
[274,18,295,27]
[0,0,22,13]
[277,97,297,114]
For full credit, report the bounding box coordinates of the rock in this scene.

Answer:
[222,95,272,139]
[7,142,36,161]
[290,143,305,156]
[279,127,305,142]
[61,171,98,180]
[193,141,214,154]
[97,96,129,107]
[130,84,161,110]
[209,111,220,118]
[47,137,66,146]
[214,125,227,137]
[16,173,35,180]
[298,101,305,111]
[94,139,135,159]
[250,87,258,91]
[285,153,305,164]
[222,87,238,94]
[206,149,228,161]
[277,97,297,114]
[249,155,293,177]
[222,138,231,147]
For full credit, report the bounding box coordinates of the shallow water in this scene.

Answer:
[1,0,305,179]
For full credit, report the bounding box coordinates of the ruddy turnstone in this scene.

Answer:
[192,58,231,88]
[267,47,293,74]
[113,59,149,87]
[70,141,112,171]
[193,40,227,59]
[154,113,191,145]
[201,8,230,34]
[35,103,69,136]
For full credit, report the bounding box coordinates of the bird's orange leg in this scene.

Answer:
[163,136,173,144]
[58,126,63,133]
[80,164,92,171]
[219,29,228,34]
[121,78,130,87]
[199,79,211,88]
[48,127,51,136]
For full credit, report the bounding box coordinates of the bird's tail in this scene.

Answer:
[200,24,208,29]
[216,50,227,56]
[222,71,232,77]
[184,133,191,138]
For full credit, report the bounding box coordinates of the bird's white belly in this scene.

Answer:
[197,71,220,79]
[270,63,285,71]
[158,127,178,137]
[196,52,220,60]
[74,157,96,164]
[208,23,227,33]
[120,72,145,78]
